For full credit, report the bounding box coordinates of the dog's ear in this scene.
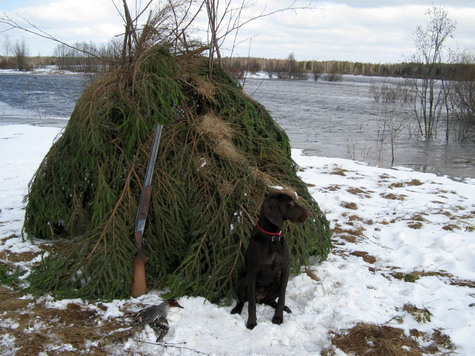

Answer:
[261,194,283,227]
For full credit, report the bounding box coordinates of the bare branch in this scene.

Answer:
[203,0,313,78]
[0,12,108,62]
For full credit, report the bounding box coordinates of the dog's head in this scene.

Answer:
[260,192,310,228]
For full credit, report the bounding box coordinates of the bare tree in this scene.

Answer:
[0,1,202,67]
[370,79,410,103]
[2,35,10,57]
[203,0,311,78]
[448,51,475,141]
[407,5,456,139]
[376,103,410,167]
[13,39,29,71]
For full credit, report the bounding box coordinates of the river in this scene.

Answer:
[1,71,473,179]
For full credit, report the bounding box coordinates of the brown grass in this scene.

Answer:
[402,304,432,323]
[196,113,245,163]
[347,187,373,198]
[332,224,365,243]
[330,322,454,355]
[389,179,424,188]
[350,251,377,264]
[1,234,20,242]
[414,270,475,288]
[325,184,342,192]
[331,323,421,355]
[0,287,134,355]
[347,214,373,225]
[380,193,406,201]
[0,249,42,263]
[412,214,428,222]
[305,268,321,281]
[341,202,358,210]
[330,167,348,176]
[388,269,475,288]
[336,235,357,243]
[408,222,424,229]
[406,179,423,186]
[195,76,216,102]
[442,224,460,231]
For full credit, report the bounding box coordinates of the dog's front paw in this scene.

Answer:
[246,319,257,330]
[272,315,283,325]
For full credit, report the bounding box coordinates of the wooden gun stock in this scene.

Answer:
[131,187,152,297]
[131,233,149,297]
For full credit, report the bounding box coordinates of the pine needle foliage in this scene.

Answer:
[23,46,331,301]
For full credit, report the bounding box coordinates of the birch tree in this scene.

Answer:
[408,5,456,139]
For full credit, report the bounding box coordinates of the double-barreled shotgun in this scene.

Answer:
[131,124,163,297]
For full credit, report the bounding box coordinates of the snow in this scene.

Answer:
[0,66,83,75]
[1,124,474,355]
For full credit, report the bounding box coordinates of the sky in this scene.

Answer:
[0,0,474,63]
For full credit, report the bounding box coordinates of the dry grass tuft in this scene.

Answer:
[402,304,432,323]
[347,214,373,225]
[408,221,424,229]
[0,286,30,310]
[347,187,373,198]
[387,269,475,288]
[1,234,20,243]
[331,323,421,355]
[390,179,424,188]
[0,249,42,263]
[330,322,455,355]
[305,268,321,281]
[196,113,233,140]
[325,184,342,192]
[416,270,474,288]
[0,287,134,354]
[380,193,406,200]
[332,224,365,243]
[350,251,377,264]
[195,75,216,101]
[442,224,460,231]
[330,167,347,176]
[341,202,358,210]
[196,113,245,163]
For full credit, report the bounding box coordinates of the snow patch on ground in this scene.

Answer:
[0,125,474,355]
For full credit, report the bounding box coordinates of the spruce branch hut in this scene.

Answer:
[23,46,332,301]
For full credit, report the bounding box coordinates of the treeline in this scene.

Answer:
[2,46,472,82]
[52,41,122,72]
[222,56,475,81]
[0,40,122,72]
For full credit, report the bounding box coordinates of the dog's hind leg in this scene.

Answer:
[246,272,258,329]
[231,275,247,315]
[231,301,244,315]
[267,301,292,314]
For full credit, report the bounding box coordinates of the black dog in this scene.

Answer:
[231,192,310,329]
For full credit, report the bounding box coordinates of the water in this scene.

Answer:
[0,72,87,127]
[1,71,473,179]
[243,76,475,179]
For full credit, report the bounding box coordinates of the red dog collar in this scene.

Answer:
[256,221,282,241]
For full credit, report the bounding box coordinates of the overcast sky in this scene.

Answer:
[1,0,474,63]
